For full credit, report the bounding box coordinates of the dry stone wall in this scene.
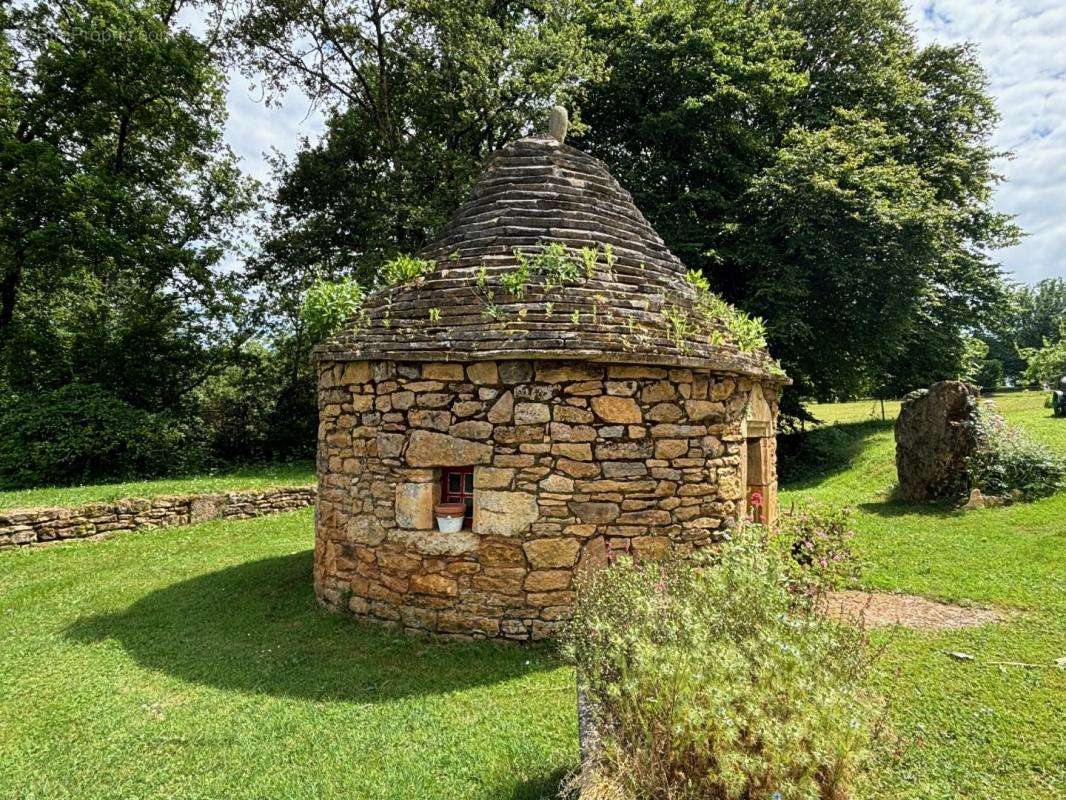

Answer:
[0,487,315,548]
[315,359,779,641]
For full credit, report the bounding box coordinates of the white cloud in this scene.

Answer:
[909,0,1066,284]
[223,72,324,185]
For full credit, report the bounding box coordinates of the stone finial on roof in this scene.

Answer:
[548,105,569,142]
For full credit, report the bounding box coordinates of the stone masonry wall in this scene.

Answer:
[315,359,779,641]
[0,487,316,548]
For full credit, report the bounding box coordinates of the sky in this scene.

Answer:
[218,1,1066,286]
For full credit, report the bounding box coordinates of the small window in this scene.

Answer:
[440,467,475,528]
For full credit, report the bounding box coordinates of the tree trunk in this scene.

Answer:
[0,244,25,338]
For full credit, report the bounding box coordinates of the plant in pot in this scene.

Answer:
[435,502,467,533]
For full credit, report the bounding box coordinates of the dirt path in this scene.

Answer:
[823,590,1005,630]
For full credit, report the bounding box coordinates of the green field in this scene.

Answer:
[0,461,315,512]
[790,391,1065,798]
[0,393,1062,799]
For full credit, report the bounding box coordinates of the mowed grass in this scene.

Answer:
[0,392,1062,799]
[0,461,315,511]
[785,390,1065,798]
[0,511,574,800]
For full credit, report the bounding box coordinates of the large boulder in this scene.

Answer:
[895,381,980,501]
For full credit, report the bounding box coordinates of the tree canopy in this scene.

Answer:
[0,0,255,410]
[983,278,1066,379]
[573,0,1018,403]
[0,0,1037,484]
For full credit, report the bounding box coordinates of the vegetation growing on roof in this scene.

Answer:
[301,278,364,342]
[681,269,769,353]
[357,241,777,370]
[504,242,594,297]
[382,254,434,287]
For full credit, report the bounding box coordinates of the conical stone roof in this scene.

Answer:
[317,133,782,379]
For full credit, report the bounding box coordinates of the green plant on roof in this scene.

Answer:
[684,269,768,352]
[663,305,693,350]
[506,241,583,295]
[570,309,581,325]
[544,301,554,316]
[427,307,441,322]
[602,244,616,275]
[580,246,600,280]
[300,277,364,343]
[382,254,433,287]
[685,269,711,293]
[537,242,582,288]
[500,254,533,297]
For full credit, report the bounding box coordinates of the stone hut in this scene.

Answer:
[314,120,787,640]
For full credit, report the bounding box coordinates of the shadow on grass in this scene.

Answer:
[857,497,961,519]
[779,419,893,491]
[65,550,557,703]
[505,766,570,800]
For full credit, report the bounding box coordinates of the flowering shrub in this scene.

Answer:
[562,527,875,800]
[772,504,859,598]
[965,403,1063,499]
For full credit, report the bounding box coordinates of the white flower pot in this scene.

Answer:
[436,515,464,533]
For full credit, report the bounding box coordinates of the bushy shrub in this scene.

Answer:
[381,254,433,287]
[974,359,1003,392]
[772,504,859,598]
[965,404,1063,499]
[0,383,208,489]
[191,340,316,463]
[562,528,875,800]
[300,278,364,343]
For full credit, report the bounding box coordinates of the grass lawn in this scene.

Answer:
[0,392,1062,799]
[0,461,315,512]
[789,390,1065,798]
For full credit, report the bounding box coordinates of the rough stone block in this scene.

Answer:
[466,361,498,385]
[189,494,223,524]
[567,501,620,523]
[514,402,551,424]
[395,482,435,530]
[405,430,492,467]
[523,538,582,568]
[590,395,642,424]
[474,490,539,537]
[498,360,533,384]
[409,572,458,597]
[422,363,465,381]
[487,391,514,423]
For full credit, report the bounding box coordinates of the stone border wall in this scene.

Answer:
[0,487,316,548]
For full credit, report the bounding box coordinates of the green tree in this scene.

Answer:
[574,0,1017,402]
[983,279,1066,379]
[0,0,256,409]
[1021,329,1066,386]
[225,0,604,289]
[221,0,604,440]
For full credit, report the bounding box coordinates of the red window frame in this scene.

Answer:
[440,467,475,528]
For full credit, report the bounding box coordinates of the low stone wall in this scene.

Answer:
[0,487,316,548]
